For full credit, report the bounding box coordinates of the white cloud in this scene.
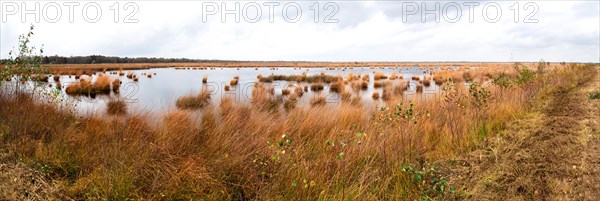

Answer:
[1,1,598,62]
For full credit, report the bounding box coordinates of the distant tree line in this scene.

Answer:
[1,55,238,64]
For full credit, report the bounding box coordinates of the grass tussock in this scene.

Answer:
[310,95,327,106]
[372,91,380,99]
[310,83,324,91]
[260,73,340,83]
[329,81,343,93]
[107,99,127,115]
[423,77,431,87]
[433,74,445,85]
[175,89,211,110]
[374,72,388,80]
[65,74,116,95]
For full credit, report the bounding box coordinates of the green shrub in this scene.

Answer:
[590,91,600,100]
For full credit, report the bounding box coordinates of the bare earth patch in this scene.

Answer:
[449,67,600,200]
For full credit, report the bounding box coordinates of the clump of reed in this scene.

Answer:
[112,79,121,93]
[433,74,445,85]
[372,91,380,99]
[107,99,127,115]
[202,76,208,83]
[310,95,326,106]
[65,79,91,95]
[310,83,324,91]
[393,82,409,95]
[147,73,152,78]
[374,81,387,88]
[176,89,211,110]
[53,74,60,82]
[31,74,49,82]
[284,93,299,110]
[422,77,431,87]
[411,75,420,81]
[374,72,388,80]
[362,74,370,81]
[91,74,112,93]
[251,83,279,110]
[230,78,239,86]
[259,73,340,83]
[127,72,134,79]
[281,88,291,95]
[390,73,399,80]
[224,85,231,91]
[294,87,304,97]
[329,81,343,93]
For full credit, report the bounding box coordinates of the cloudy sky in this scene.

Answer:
[1,1,598,62]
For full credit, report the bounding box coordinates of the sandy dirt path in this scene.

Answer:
[450,67,600,200]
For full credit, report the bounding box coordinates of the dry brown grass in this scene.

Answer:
[433,74,444,85]
[176,89,211,110]
[230,79,239,86]
[374,72,388,80]
[112,79,121,93]
[310,83,324,91]
[372,91,380,99]
[374,81,387,88]
[202,76,208,83]
[1,63,592,200]
[310,95,326,106]
[412,75,420,81]
[423,77,431,87]
[107,99,127,115]
[329,81,343,93]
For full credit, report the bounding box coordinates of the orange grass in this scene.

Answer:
[107,99,127,115]
[0,63,594,200]
[175,89,211,110]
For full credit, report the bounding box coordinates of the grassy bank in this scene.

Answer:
[0,63,596,199]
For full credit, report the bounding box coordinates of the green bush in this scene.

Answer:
[590,91,600,100]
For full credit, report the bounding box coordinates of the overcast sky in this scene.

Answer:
[1,1,598,62]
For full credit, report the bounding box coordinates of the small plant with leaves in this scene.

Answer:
[0,25,46,93]
[325,125,366,161]
[268,134,295,162]
[401,160,455,200]
[492,73,513,88]
[590,91,600,100]
[468,82,491,109]
[514,65,536,85]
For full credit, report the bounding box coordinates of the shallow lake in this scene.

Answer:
[40,66,455,114]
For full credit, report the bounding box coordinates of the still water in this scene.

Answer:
[45,66,448,115]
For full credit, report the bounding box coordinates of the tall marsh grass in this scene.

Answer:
[0,64,596,200]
